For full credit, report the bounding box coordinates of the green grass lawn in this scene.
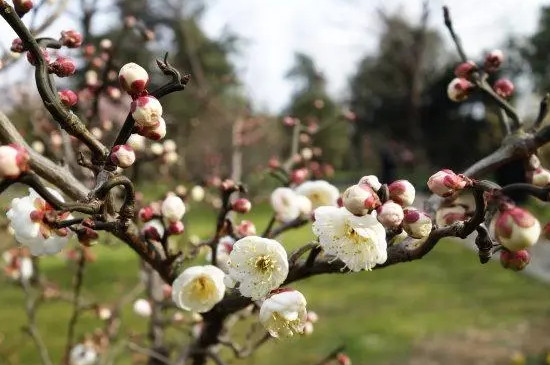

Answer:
[1,202,550,365]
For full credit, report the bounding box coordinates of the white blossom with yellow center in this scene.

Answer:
[295,180,339,209]
[270,187,300,222]
[227,236,289,300]
[171,265,226,313]
[259,290,307,338]
[313,206,387,271]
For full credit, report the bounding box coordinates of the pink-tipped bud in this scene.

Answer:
[454,61,477,79]
[137,117,166,141]
[110,144,135,168]
[427,169,470,197]
[232,198,251,214]
[447,77,474,102]
[131,95,163,127]
[282,116,297,127]
[493,205,540,251]
[290,168,308,185]
[58,90,78,107]
[59,30,83,48]
[493,78,514,98]
[388,180,415,207]
[435,205,468,227]
[342,184,381,216]
[142,220,164,241]
[77,227,99,247]
[0,144,30,179]
[161,195,186,223]
[527,167,550,187]
[138,206,155,222]
[10,38,24,53]
[119,62,149,95]
[484,49,504,72]
[336,353,351,365]
[14,0,33,16]
[500,249,530,271]
[49,56,76,77]
[403,208,433,239]
[376,200,404,228]
[167,220,185,235]
[26,48,49,66]
[358,175,382,191]
[236,220,256,237]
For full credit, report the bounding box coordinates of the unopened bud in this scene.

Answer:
[447,77,473,102]
[435,205,468,227]
[427,169,469,197]
[336,353,351,365]
[500,249,530,271]
[138,117,166,141]
[77,227,99,247]
[167,220,185,235]
[131,95,163,127]
[484,49,504,72]
[0,144,29,179]
[342,184,380,216]
[232,198,251,214]
[49,56,76,77]
[358,175,381,191]
[454,61,477,79]
[403,208,432,239]
[110,145,135,168]
[59,30,83,48]
[14,0,33,16]
[26,48,49,66]
[376,200,404,228]
[119,62,149,96]
[58,90,78,107]
[493,78,514,98]
[138,206,155,222]
[236,220,256,237]
[388,180,415,206]
[161,195,186,222]
[142,220,164,241]
[10,38,24,53]
[290,168,308,185]
[493,205,540,251]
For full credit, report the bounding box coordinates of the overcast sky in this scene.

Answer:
[1,0,548,112]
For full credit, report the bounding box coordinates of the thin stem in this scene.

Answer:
[63,250,87,364]
[21,279,53,365]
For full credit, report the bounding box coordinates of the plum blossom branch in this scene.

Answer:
[21,278,53,365]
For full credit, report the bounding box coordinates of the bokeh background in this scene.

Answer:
[2,1,550,364]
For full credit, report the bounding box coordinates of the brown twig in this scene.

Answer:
[63,249,87,364]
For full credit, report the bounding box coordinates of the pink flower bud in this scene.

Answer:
[137,117,166,141]
[435,205,468,227]
[336,353,351,365]
[0,144,30,179]
[484,49,504,72]
[59,30,83,48]
[232,198,251,214]
[527,167,550,187]
[454,61,477,79]
[110,145,136,168]
[236,220,256,237]
[119,62,149,95]
[290,168,308,185]
[142,220,164,241]
[447,77,473,102]
[10,38,24,53]
[49,56,76,77]
[14,0,33,16]
[58,90,78,107]
[131,96,163,127]
[493,205,540,251]
[167,220,185,235]
[26,48,49,66]
[500,249,530,271]
[282,116,297,127]
[161,195,186,222]
[388,180,415,206]
[342,184,380,216]
[138,206,155,222]
[493,78,514,98]
[403,208,433,239]
[376,200,404,228]
[358,175,381,191]
[427,169,469,197]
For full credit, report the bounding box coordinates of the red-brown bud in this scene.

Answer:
[232,198,252,214]
[500,249,530,271]
[58,90,78,107]
[493,78,514,99]
[454,61,477,79]
[49,56,76,77]
[484,49,504,72]
[59,30,83,48]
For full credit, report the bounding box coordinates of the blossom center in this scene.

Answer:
[268,311,302,336]
[189,275,215,300]
[254,255,275,274]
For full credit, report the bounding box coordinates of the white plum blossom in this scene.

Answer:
[118,62,148,95]
[69,343,98,365]
[171,265,226,313]
[227,236,289,300]
[191,185,205,202]
[295,180,339,209]
[208,235,235,272]
[270,187,300,222]
[296,194,313,219]
[6,188,72,256]
[313,206,387,271]
[110,144,135,168]
[358,175,382,191]
[126,134,146,151]
[161,195,186,222]
[133,298,152,317]
[131,95,163,128]
[259,289,307,338]
[0,144,29,179]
